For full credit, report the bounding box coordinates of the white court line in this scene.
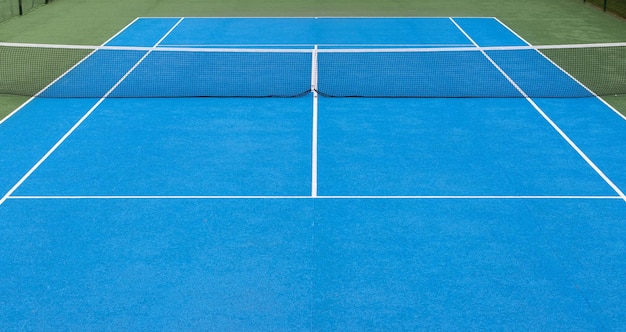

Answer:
[450,17,626,203]
[138,16,502,20]
[0,18,185,207]
[138,16,498,19]
[157,43,474,48]
[7,195,622,200]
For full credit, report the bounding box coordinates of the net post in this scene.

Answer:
[18,0,23,15]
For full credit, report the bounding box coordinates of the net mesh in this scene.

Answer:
[1,42,625,98]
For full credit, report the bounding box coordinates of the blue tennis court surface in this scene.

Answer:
[1,17,626,330]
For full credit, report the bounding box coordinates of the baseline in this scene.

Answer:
[7,195,622,200]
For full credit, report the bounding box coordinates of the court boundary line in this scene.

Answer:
[157,43,475,48]
[7,195,622,200]
[0,18,185,207]
[450,17,626,203]
[493,17,626,121]
[137,16,499,19]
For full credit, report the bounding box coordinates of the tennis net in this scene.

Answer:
[1,41,625,98]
